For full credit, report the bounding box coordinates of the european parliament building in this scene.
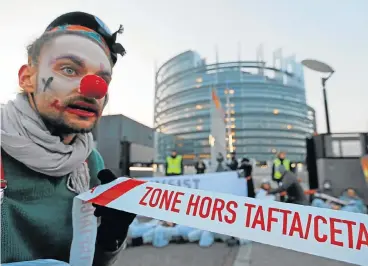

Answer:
[154,49,316,163]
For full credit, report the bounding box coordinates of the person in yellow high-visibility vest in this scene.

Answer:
[271,152,291,202]
[165,150,183,176]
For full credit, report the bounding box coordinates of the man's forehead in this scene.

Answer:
[41,34,112,71]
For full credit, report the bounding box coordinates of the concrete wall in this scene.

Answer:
[94,115,122,173]
[130,143,154,163]
[94,115,154,174]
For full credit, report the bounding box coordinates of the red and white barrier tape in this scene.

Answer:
[74,177,368,266]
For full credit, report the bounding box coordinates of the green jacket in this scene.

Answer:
[272,158,291,180]
[1,149,122,265]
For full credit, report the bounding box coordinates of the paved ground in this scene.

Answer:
[115,242,354,266]
[234,243,354,266]
[115,243,238,266]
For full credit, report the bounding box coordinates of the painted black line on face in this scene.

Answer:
[42,77,54,92]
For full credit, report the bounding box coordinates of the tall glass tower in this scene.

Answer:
[154,49,316,163]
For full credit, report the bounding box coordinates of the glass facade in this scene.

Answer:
[154,132,176,162]
[154,50,316,163]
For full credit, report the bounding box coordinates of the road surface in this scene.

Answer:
[234,243,353,266]
[115,243,238,266]
[114,242,353,266]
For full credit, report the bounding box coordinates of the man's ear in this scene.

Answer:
[18,64,36,93]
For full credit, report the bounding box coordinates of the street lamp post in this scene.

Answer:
[301,59,335,134]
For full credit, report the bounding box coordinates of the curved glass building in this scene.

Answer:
[154,50,316,163]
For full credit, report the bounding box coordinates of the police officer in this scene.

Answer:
[165,150,183,176]
[271,151,291,201]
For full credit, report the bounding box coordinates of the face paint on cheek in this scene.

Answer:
[37,66,80,95]
[50,99,64,111]
[42,77,54,92]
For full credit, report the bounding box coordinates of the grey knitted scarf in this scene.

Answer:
[0,94,93,194]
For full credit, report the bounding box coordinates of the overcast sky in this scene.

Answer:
[1,0,367,132]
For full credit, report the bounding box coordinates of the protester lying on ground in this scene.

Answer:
[319,180,334,196]
[127,220,170,247]
[126,217,161,246]
[306,179,334,201]
[144,221,180,248]
[256,180,276,201]
[126,218,250,248]
[173,225,197,243]
[267,169,309,205]
[130,221,221,248]
[340,188,367,213]
[312,188,367,214]
[127,220,191,248]
[187,230,227,247]
[186,229,250,247]
[127,180,282,249]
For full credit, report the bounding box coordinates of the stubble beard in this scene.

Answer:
[40,112,96,135]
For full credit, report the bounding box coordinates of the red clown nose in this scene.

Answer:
[79,74,108,99]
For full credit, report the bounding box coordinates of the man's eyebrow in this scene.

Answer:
[52,55,85,67]
[96,70,112,77]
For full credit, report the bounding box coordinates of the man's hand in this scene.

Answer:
[246,176,252,181]
[93,169,136,251]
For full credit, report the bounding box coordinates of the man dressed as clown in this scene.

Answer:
[1,12,135,265]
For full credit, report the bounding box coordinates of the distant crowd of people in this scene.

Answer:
[129,150,367,250]
[212,150,305,202]
[125,182,277,249]
[164,149,367,213]
[125,217,250,249]
[310,182,367,214]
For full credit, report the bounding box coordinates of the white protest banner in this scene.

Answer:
[69,198,97,266]
[139,172,247,196]
[76,176,368,266]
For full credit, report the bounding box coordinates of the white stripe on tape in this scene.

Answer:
[70,198,97,266]
[76,177,368,266]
